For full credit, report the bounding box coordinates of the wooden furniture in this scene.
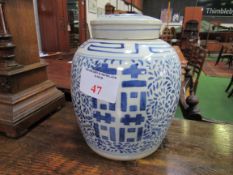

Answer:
[181,43,207,92]
[78,0,88,45]
[179,66,203,121]
[178,45,206,120]
[105,3,115,14]
[173,46,187,68]
[38,0,69,53]
[123,0,143,10]
[44,55,72,90]
[0,0,64,138]
[160,27,173,42]
[200,32,233,43]
[114,9,127,14]
[0,102,232,174]
[181,7,202,49]
[37,0,87,53]
[200,31,233,53]
[182,20,199,40]
[173,45,188,83]
[182,7,202,32]
[187,46,207,93]
[206,40,222,54]
[215,44,233,68]
[67,0,79,48]
[0,3,21,70]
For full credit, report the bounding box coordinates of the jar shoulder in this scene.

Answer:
[75,39,178,60]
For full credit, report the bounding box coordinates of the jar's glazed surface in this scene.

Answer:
[71,14,181,160]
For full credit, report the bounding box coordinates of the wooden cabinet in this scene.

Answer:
[0,0,64,138]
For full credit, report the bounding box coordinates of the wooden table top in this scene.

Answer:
[0,102,232,175]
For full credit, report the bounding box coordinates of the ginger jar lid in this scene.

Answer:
[90,14,162,40]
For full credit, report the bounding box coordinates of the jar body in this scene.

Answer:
[71,39,181,160]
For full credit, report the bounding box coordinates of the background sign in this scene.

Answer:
[198,0,233,16]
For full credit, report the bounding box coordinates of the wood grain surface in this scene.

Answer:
[0,102,232,175]
[173,46,188,68]
[4,0,40,65]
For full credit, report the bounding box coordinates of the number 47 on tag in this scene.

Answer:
[80,67,120,103]
[91,85,102,94]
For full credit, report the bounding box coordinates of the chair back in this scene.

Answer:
[179,66,203,121]
[187,46,207,93]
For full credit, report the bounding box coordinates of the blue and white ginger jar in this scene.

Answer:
[71,14,181,160]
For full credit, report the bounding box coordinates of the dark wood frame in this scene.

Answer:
[78,0,88,45]
[38,0,69,53]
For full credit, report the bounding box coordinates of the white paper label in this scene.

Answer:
[80,67,120,103]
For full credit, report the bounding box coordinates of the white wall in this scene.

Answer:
[86,0,142,37]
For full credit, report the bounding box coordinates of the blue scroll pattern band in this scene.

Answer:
[71,51,180,155]
[80,41,172,54]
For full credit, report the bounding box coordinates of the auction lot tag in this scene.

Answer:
[80,67,119,103]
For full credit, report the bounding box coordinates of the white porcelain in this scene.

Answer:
[91,14,162,39]
[72,14,181,161]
